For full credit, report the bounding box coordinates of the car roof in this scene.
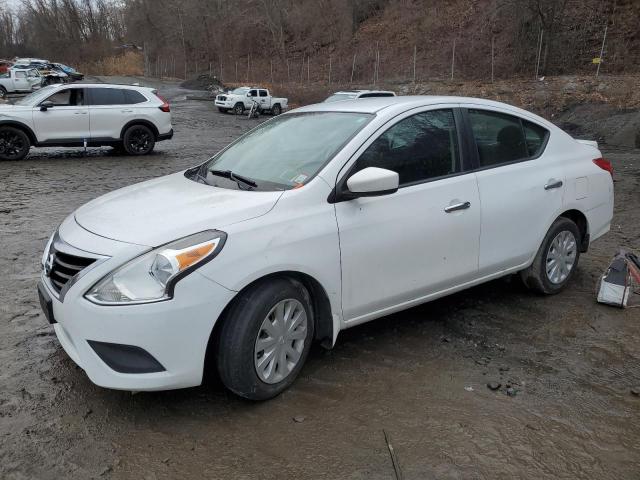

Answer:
[294,95,550,123]
[45,83,155,91]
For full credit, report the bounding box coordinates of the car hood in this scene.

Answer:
[74,172,283,247]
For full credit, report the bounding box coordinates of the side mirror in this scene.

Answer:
[40,100,54,111]
[246,92,251,97]
[346,167,399,197]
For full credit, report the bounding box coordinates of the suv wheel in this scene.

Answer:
[216,277,314,400]
[233,103,244,115]
[520,217,581,294]
[123,125,155,155]
[0,126,30,161]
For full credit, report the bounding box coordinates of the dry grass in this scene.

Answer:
[79,51,143,77]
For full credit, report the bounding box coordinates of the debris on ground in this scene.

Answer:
[292,415,306,423]
[180,73,224,91]
[596,249,640,308]
[487,382,501,391]
[383,430,403,480]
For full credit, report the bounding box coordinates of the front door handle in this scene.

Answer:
[444,201,471,213]
[544,180,563,190]
[74,111,88,115]
[121,109,133,113]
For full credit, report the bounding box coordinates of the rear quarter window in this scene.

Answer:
[523,120,550,157]
[124,90,147,104]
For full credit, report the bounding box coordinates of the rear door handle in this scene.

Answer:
[544,180,563,190]
[74,111,88,115]
[444,201,471,213]
[121,109,133,113]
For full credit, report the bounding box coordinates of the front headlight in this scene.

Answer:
[85,230,226,305]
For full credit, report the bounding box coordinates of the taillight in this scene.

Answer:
[593,157,613,177]
[156,94,170,112]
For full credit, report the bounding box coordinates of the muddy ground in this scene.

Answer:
[1,78,639,480]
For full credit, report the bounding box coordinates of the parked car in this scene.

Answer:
[324,89,396,102]
[37,96,613,400]
[0,83,173,160]
[215,86,288,115]
[0,60,13,74]
[0,68,42,98]
[52,63,84,81]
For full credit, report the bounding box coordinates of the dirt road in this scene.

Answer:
[1,80,639,480]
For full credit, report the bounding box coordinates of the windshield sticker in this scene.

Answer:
[292,174,308,183]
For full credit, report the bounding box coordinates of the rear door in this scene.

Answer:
[462,106,562,275]
[88,87,138,140]
[32,87,89,142]
[258,89,270,109]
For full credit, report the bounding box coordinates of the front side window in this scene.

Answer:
[468,109,528,167]
[200,112,372,191]
[248,89,258,97]
[353,109,461,186]
[90,88,127,106]
[45,88,83,106]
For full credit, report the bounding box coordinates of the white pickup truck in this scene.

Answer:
[0,68,42,99]
[215,87,288,116]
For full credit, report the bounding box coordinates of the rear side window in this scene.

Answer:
[259,90,268,97]
[90,88,127,106]
[124,89,147,104]
[523,120,549,157]
[353,109,460,186]
[468,109,528,167]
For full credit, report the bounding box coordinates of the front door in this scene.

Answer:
[32,87,89,142]
[334,108,481,323]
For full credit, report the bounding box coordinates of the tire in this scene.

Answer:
[233,103,244,115]
[520,217,581,295]
[218,107,229,113]
[122,124,155,155]
[0,86,7,99]
[216,277,315,400]
[0,126,30,161]
[271,104,282,116]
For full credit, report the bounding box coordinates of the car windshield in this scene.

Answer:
[231,87,249,95]
[13,86,56,106]
[198,112,372,191]
[324,93,357,103]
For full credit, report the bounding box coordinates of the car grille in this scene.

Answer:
[47,247,96,294]
[217,95,226,101]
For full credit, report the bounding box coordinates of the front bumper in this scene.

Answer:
[39,227,235,391]
[215,100,235,108]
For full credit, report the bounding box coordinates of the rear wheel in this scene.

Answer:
[122,124,155,155]
[0,126,30,161]
[233,103,244,115]
[520,217,581,294]
[216,277,314,400]
[271,104,282,116]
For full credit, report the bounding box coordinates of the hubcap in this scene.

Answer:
[545,230,577,284]
[254,298,308,384]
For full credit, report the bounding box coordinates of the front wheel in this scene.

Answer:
[0,86,7,99]
[233,103,244,115]
[122,124,155,155]
[520,217,581,294]
[0,126,30,161]
[216,277,314,400]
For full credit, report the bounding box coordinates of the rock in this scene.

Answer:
[293,415,306,423]
[464,386,474,392]
[499,365,510,372]
[631,387,640,397]
[99,466,112,476]
[506,387,516,397]
[82,408,93,419]
[475,357,490,366]
[487,382,501,391]
[440,336,450,343]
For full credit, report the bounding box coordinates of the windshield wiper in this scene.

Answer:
[208,169,258,190]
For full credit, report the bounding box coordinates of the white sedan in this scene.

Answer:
[38,96,614,399]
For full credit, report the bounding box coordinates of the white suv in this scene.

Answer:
[0,83,173,160]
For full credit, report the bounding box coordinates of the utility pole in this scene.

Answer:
[535,28,544,79]
[350,53,356,84]
[412,45,417,84]
[596,24,608,77]
[451,39,456,80]
[491,36,495,83]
